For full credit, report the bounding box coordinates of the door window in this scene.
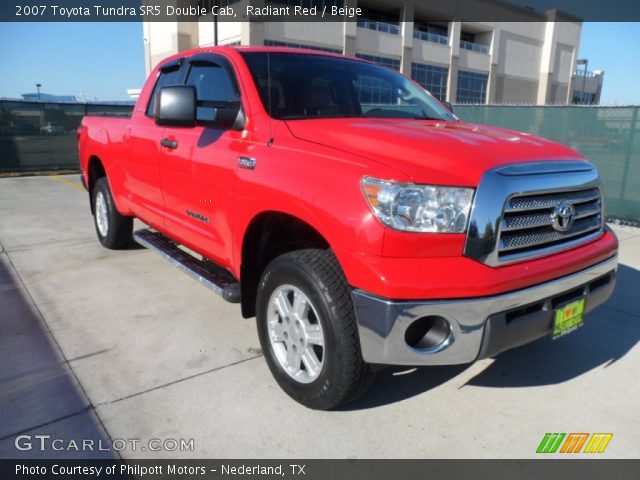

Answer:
[146,65,181,117]
[185,63,238,123]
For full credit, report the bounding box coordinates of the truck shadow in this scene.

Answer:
[340,364,471,411]
[464,263,639,389]
[196,128,224,148]
[343,263,639,410]
[0,256,116,458]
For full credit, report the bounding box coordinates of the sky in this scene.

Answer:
[0,22,638,104]
[578,23,640,104]
[0,23,146,101]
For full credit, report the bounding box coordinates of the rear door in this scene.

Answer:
[124,58,184,229]
[159,53,245,268]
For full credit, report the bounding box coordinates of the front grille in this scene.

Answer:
[498,188,603,260]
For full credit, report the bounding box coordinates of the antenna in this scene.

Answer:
[267,51,273,145]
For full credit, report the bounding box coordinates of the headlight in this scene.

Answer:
[361,177,474,233]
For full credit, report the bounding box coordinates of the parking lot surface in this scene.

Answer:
[0,174,638,458]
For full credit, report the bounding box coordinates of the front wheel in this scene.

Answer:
[256,249,373,410]
[92,177,133,249]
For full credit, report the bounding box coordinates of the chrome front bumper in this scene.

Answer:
[351,255,618,366]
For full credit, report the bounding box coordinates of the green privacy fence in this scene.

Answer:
[0,100,133,173]
[454,105,640,222]
[1,101,638,221]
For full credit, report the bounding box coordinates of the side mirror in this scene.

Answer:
[441,101,454,114]
[155,85,196,127]
[216,103,246,131]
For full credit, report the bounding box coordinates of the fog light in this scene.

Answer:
[404,316,451,351]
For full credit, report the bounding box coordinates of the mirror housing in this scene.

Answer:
[216,103,246,131]
[155,86,196,127]
[199,102,246,131]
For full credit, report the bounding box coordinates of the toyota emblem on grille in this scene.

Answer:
[551,202,576,232]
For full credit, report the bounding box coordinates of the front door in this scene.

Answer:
[159,54,245,269]
[124,60,183,229]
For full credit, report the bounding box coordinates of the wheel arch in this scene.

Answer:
[239,210,332,318]
[87,155,106,214]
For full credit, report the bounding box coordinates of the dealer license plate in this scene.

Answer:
[552,298,585,339]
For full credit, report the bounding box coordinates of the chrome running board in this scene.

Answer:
[133,229,241,303]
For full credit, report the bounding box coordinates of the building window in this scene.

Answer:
[354,74,394,105]
[355,53,400,71]
[456,70,488,104]
[459,31,489,54]
[460,31,475,43]
[264,40,341,54]
[411,63,448,101]
[413,22,449,45]
[572,91,597,105]
[357,7,400,35]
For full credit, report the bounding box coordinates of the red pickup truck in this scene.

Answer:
[79,46,618,410]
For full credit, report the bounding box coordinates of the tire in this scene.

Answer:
[92,177,133,249]
[256,249,373,410]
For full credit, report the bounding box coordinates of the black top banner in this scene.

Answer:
[2,459,640,480]
[3,0,640,22]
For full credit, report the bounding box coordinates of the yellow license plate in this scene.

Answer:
[553,298,585,339]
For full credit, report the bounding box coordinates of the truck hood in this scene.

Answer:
[285,118,584,185]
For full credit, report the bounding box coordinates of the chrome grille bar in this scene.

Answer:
[500,215,602,252]
[498,187,603,259]
[505,188,600,212]
[464,161,604,267]
[501,201,601,232]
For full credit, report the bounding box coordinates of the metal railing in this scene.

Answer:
[357,19,400,35]
[460,40,490,54]
[414,30,449,45]
[574,70,599,78]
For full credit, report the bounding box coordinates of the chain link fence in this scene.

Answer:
[455,105,639,221]
[0,101,638,221]
[0,100,132,173]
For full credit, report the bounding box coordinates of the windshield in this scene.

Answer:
[240,52,457,121]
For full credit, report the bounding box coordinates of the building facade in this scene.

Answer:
[571,69,604,105]
[143,0,603,105]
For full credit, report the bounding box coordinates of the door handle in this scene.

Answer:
[160,138,178,149]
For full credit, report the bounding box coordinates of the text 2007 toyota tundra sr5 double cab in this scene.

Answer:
[78,47,618,410]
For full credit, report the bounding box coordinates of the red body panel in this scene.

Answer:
[337,228,617,300]
[79,46,618,301]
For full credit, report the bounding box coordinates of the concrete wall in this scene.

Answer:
[494,75,539,104]
[354,27,403,58]
[265,22,343,50]
[459,49,491,72]
[411,41,450,67]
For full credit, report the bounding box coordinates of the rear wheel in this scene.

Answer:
[256,249,373,410]
[92,177,132,249]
